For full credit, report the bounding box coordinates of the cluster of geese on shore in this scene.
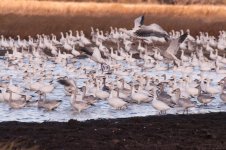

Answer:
[0,15,226,115]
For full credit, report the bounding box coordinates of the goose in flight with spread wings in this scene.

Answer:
[162,32,188,61]
[120,15,170,42]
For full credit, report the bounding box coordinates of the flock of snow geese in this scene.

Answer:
[0,15,226,116]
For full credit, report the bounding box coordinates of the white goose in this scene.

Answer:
[152,88,170,115]
[131,84,150,104]
[70,90,91,113]
[205,79,221,95]
[94,82,110,100]
[71,46,80,56]
[108,88,127,110]
[8,91,27,109]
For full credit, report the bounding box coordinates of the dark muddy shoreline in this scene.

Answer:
[1,112,226,150]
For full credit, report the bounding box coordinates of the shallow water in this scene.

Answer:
[0,57,225,122]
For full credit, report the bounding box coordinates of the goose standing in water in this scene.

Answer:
[152,87,170,115]
[6,89,27,109]
[38,100,62,111]
[172,88,195,114]
[157,83,176,107]
[220,81,226,103]
[108,88,127,110]
[131,83,151,104]
[37,92,62,111]
[82,86,97,105]
[197,85,214,106]
[220,89,226,103]
[70,90,92,113]
[39,81,55,101]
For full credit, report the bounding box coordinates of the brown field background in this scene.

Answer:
[33,0,226,5]
[0,0,226,38]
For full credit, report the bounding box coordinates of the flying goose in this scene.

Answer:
[133,15,145,29]
[162,32,188,62]
[120,15,169,42]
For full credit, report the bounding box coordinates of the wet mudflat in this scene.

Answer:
[0,112,226,150]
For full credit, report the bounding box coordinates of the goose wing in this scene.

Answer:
[134,28,169,40]
[133,15,144,29]
[164,32,188,59]
[80,47,93,56]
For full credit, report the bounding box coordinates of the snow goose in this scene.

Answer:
[94,81,110,100]
[205,79,221,95]
[138,40,146,52]
[7,91,27,109]
[108,88,127,110]
[39,81,55,101]
[0,90,4,102]
[162,32,188,61]
[172,88,195,114]
[110,47,124,61]
[157,83,175,107]
[58,77,77,95]
[134,20,169,42]
[154,61,168,71]
[199,60,213,72]
[81,47,109,71]
[154,48,163,61]
[220,84,226,103]
[180,50,189,62]
[152,87,170,115]
[120,15,169,42]
[38,93,62,111]
[185,78,199,97]
[133,15,144,30]
[82,86,97,105]
[117,78,131,91]
[112,86,131,101]
[209,49,218,60]
[197,85,214,106]
[216,63,226,74]
[131,83,150,104]
[70,90,91,113]
[71,46,80,57]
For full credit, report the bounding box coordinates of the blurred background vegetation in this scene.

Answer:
[35,0,226,5]
[0,0,225,37]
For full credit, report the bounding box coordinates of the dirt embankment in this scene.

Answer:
[0,112,226,150]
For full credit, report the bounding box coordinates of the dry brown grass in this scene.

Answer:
[0,0,225,38]
[1,0,226,18]
[13,0,226,5]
